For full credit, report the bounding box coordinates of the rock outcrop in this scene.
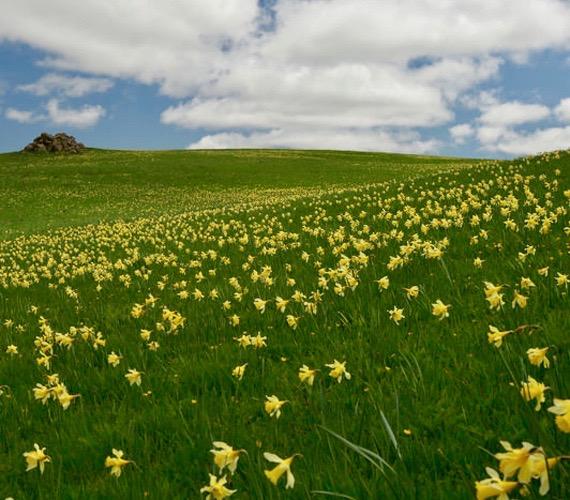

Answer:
[23,133,85,153]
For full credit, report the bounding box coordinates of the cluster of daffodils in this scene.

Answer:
[476,441,568,498]
[23,445,132,478]
[478,292,570,496]
[261,360,350,419]
[200,441,299,498]
[2,149,568,496]
[33,373,79,410]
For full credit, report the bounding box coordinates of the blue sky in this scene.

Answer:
[1,0,569,157]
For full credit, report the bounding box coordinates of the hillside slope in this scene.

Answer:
[0,149,481,237]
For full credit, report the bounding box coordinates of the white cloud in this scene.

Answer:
[449,124,475,144]
[188,127,440,153]
[480,125,570,155]
[45,99,105,128]
[17,73,114,97]
[554,98,570,123]
[5,100,105,127]
[463,96,568,155]
[161,62,454,130]
[0,0,259,96]
[478,101,550,127]
[5,107,44,124]
[262,1,570,66]
[1,1,570,150]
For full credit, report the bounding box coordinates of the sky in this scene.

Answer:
[0,0,569,158]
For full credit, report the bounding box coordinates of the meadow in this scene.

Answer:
[0,148,568,499]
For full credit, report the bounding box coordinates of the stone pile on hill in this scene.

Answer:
[23,133,85,153]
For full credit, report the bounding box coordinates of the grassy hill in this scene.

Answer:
[0,149,480,237]
[0,148,568,499]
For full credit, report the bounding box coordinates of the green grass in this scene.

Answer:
[0,148,568,499]
[0,149,480,237]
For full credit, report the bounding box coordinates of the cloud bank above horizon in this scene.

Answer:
[1,0,569,156]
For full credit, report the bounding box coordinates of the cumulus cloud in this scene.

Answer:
[449,124,475,144]
[479,126,570,155]
[478,101,550,127]
[161,62,455,130]
[5,107,44,124]
[0,0,259,96]
[189,128,440,153]
[469,96,570,154]
[1,0,570,151]
[45,99,105,128]
[17,73,114,97]
[6,100,106,128]
[554,98,570,123]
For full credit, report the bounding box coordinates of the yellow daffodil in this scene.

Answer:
[23,443,51,474]
[286,315,300,330]
[511,291,528,309]
[104,449,131,477]
[251,333,267,349]
[125,368,143,386]
[526,347,550,368]
[475,467,518,500]
[6,344,18,355]
[520,277,535,290]
[264,452,299,489]
[432,299,450,320]
[254,298,268,313]
[403,286,419,299]
[275,296,289,313]
[231,363,247,381]
[298,365,317,386]
[57,389,80,410]
[487,326,511,348]
[264,395,287,418]
[375,276,390,290]
[388,306,405,325]
[473,257,485,268]
[325,359,351,383]
[107,351,122,367]
[200,474,236,499]
[520,376,548,411]
[210,441,244,474]
[548,398,570,433]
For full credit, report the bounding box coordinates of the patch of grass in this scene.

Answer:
[0,148,568,499]
[0,149,480,237]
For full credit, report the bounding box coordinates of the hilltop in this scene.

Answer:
[0,149,482,238]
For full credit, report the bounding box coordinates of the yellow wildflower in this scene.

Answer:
[298,365,317,386]
[107,351,122,367]
[526,347,550,368]
[264,452,298,489]
[231,363,247,381]
[388,306,405,325]
[325,359,351,383]
[403,286,419,299]
[475,467,518,500]
[23,443,51,474]
[125,369,143,386]
[432,299,450,320]
[104,449,131,477]
[210,441,243,474]
[264,395,287,419]
[548,398,570,433]
[520,376,548,411]
[487,326,511,348]
[200,474,236,499]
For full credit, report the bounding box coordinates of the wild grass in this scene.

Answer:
[0,148,568,499]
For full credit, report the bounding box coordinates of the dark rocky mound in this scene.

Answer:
[23,132,85,153]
